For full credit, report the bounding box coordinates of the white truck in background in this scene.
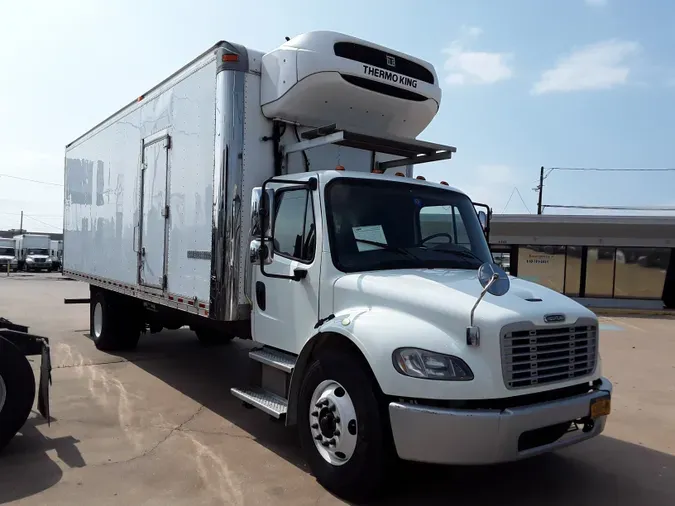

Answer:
[63,31,612,500]
[50,240,64,272]
[0,238,18,272]
[13,234,52,272]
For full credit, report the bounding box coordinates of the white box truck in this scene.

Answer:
[0,238,18,272]
[63,31,612,500]
[14,234,52,272]
[49,239,63,271]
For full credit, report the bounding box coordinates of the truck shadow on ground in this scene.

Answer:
[115,329,675,506]
[0,417,83,504]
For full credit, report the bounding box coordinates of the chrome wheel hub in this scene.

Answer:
[309,379,358,466]
[93,301,103,339]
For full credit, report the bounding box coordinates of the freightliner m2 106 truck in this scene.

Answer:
[63,31,612,500]
[0,238,18,272]
[14,234,52,272]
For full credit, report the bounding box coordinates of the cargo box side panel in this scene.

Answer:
[64,105,143,285]
[64,58,217,301]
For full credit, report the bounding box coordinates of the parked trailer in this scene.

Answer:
[0,318,51,451]
[50,240,64,272]
[63,31,612,500]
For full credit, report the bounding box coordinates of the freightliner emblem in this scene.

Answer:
[544,313,566,323]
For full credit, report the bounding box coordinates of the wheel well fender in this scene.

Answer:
[285,329,380,427]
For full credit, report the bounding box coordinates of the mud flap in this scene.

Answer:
[0,318,52,424]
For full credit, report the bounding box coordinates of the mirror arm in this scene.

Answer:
[470,273,498,327]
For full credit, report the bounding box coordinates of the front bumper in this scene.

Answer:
[389,377,612,465]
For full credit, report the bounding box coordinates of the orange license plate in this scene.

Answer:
[590,398,611,418]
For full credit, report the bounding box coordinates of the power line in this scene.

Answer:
[514,188,532,214]
[502,188,516,213]
[21,214,62,230]
[0,173,63,187]
[543,204,675,211]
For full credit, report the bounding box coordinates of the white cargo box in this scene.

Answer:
[261,31,442,138]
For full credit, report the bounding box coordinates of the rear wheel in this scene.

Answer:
[298,350,390,501]
[0,338,36,452]
[90,290,140,351]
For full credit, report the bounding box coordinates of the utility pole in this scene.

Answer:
[19,210,23,233]
[536,166,544,215]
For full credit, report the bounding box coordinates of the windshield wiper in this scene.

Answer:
[429,247,484,264]
[354,238,422,262]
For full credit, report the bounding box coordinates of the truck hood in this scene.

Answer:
[0,255,15,260]
[331,268,599,400]
[27,255,50,260]
[333,268,595,331]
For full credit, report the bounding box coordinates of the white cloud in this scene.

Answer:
[584,0,608,6]
[532,39,640,95]
[443,27,514,86]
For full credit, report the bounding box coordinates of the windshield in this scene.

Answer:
[0,247,14,256]
[27,248,49,255]
[325,178,493,273]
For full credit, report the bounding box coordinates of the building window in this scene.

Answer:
[564,246,582,296]
[273,189,316,263]
[614,247,671,299]
[585,247,616,297]
[493,252,511,274]
[517,245,566,292]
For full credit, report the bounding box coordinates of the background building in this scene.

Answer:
[489,214,675,309]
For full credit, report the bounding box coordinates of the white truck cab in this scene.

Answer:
[13,234,52,272]
[63,30,611,500]
[0,238,18,272]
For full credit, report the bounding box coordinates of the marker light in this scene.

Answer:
[222,54,239,62]
[335,165,345,171]
[440,181,449,186]
[395,172,405,177]
[416,175,426,180]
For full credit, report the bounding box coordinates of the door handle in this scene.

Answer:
[293,268,308,281]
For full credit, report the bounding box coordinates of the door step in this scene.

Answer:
[249,347,296,373]
[231,387,288,418]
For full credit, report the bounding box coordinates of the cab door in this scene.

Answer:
[251,181,321,354]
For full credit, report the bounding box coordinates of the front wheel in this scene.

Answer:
[298,351,390,501]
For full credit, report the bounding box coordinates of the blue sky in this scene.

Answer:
[1,0,674,232]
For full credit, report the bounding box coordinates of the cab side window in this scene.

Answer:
[273,189,316,263]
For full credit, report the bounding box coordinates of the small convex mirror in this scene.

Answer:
[477,210,488,231]
[478,262,510,296]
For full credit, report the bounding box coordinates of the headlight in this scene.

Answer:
[392,348,474,381]
[26,258,34,263]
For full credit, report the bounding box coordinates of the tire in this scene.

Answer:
[194,328,235,346]
[0,337,36,452]
[90,290,140,351]
[298,350,390,501]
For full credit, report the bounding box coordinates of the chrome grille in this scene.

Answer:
[501,320,598,390]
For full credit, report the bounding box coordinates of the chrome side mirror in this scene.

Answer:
[250,187,275,239]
